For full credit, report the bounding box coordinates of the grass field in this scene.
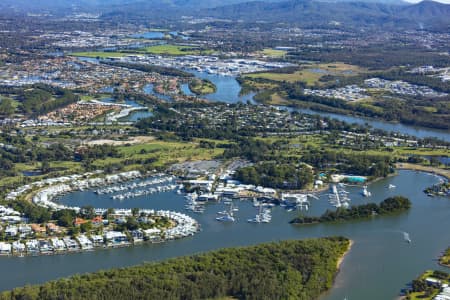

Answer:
[189,79,216,95]
[245,62,366,86]
[94,140,224,170]
[245,70,322,85]
[139,45,213,56]
[269,93,290,105]
[259,48,287,57]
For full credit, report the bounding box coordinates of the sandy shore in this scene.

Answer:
[396,163,450,180]
[337,239,354,270]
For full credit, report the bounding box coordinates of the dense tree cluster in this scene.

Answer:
[302,150,394,178]
[1,237,350,300]
[16,84,79,116]
[235,162,314,189]
[101,61,194,78]
[291,196,411,224]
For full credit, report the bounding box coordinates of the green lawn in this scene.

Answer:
[246,70,323,86]
[139,44,213,56]
[259,48,287,57]
[94,140,224,170]
[245,62,366,86]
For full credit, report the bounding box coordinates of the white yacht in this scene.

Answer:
[361,185,371,197]
[216,214,235,222]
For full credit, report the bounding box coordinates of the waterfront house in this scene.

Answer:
[51,238,66,252]
[104,231,129,246]
[63,237,80,251]
[131,229,144,243]
[143,228,161,241]
[0,242,11,255]
[1,215,21,224]
[38,240,53,253]
[74,217,88,226]
[426,277,442,288]
[46,223,62,234]
[90,235,104,246]
[12,241,25,254]
[18,224,32,236]
[91,216,103,226]
[76,235,93,250]
[5,225,18,237]
[434,286,450,300]
[26,240,40,254]
[30,224,46,235]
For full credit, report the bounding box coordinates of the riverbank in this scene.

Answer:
[337,239,353,270]
[439,247,450,268]
[395,163,450,180]
[0,238,350,299]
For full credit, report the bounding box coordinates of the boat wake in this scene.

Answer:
[403,232,411,244]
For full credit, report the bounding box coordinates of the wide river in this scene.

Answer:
[0,170,448,300]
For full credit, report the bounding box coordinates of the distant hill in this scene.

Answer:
[0,0,409,13]
[399,0,450,20]
[1,0,449,30]
[196,0,450,28]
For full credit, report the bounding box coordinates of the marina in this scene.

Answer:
[0,170,447,300]
[328,184,352,208]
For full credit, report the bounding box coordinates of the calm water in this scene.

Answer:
[186,70,256,104]
[280,106,450,142]
[99,97,152,121]
[143,83,174,101]
[131,31,165,39]
[1,170,448,300]
[124,110,153,122]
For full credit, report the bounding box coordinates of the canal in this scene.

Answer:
[0,170,448,300]
[76,54,450,141]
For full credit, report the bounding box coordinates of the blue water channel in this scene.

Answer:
[0,171,448,300]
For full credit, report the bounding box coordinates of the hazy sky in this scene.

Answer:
[404,0,450,3]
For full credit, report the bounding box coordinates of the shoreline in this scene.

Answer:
[318,239,354,300]
[337,239,354,270]
[395,163,450,180]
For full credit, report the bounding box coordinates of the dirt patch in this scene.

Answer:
[86,136,155,146]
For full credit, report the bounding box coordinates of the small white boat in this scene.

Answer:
[361,186,371,197]
[388,184,396,189]
[403,232,411,243]
[216,214,235,222]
